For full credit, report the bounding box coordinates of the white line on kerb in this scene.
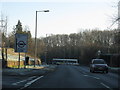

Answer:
[100,83,112,90]
[12,76,36,85]
[18,76,44,90]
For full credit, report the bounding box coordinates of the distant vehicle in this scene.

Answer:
[90,59,108,73]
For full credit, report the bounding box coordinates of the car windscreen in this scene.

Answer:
[93,60,105,64]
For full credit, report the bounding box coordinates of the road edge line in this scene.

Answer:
[100,82,113,90]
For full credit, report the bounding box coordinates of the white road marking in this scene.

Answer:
[78,70,87,74]
[28,76,37,80]
[74,67,87,74]
[84,75,100,80]
[18,76,44,90]
[12,76,36,85]
[82,71,86,74]
[100,83,112,90]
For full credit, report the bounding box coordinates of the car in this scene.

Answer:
[90,59,108,73]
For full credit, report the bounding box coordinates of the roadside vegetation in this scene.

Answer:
[1,20,120,68]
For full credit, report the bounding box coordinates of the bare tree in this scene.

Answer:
[0,14,8,68]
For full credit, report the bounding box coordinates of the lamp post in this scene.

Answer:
[34,10,49,67]
[97,50,101,59]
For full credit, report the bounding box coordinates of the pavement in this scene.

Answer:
[109,67,120,74]
[2,65,57,76]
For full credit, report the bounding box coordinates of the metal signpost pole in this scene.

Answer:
[24,53,26,69]
[18,52,20,68]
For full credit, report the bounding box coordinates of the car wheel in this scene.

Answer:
[105,70,108,73]
[91,69,94,73]
[90,69,92,72]
[90,69,93,73]
[102,71,105,73]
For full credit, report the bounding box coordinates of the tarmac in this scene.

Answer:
[1,65,119,76]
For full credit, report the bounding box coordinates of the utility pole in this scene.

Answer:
[45,34,47,64]
[118,1,120,30]
[4,17,8,62]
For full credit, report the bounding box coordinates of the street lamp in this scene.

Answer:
[34,10,49,67]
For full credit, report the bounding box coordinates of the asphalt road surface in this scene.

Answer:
[2,65,119,90]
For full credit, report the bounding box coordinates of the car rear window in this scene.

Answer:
[92,60,105,64]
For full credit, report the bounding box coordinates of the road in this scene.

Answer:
[2,65,119,90]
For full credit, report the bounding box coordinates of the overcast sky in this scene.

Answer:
[0,0,119,37]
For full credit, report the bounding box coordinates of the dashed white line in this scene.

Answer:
[83,75,112,90]
[78,70,87,74]
[81,71,86,74]
[28,76,37,80]
[83,75,100,80]
[100,83,112,90]
[18,76,44,90]
[74,67,87,74]
[24,76,44,87]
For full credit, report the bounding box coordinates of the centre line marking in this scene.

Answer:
[84,75,100,80]
[18,76,44,90]
[12,76,36,85]
[78,70,87,74]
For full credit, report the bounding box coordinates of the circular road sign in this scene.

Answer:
[18,41,26,48]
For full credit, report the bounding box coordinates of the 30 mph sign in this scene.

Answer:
[15,34,28,52]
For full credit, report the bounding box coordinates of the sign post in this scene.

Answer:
[15,34,28,68]
[24,53,26,69]
[18,52,20,68]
